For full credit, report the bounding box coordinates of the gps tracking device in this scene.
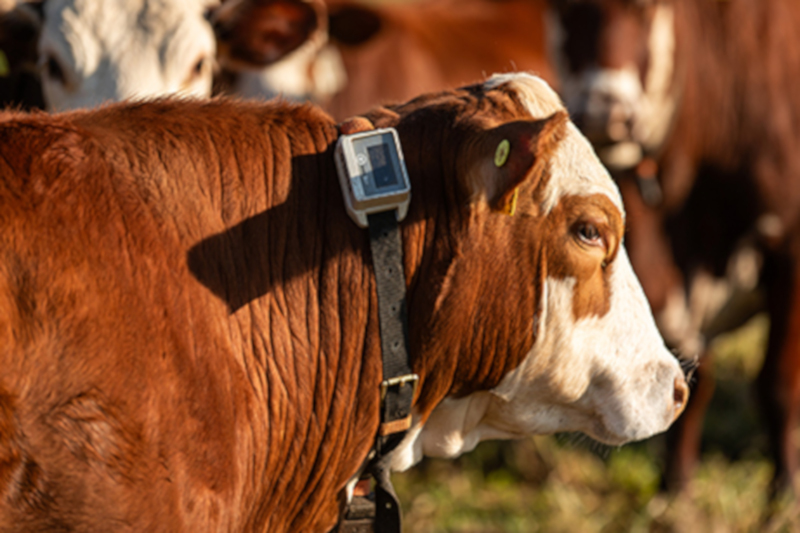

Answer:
[335,128,411,228]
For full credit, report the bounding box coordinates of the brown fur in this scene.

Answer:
[323,0,555,119]
[0,82,576,531]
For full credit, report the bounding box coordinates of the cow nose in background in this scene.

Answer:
[672,375,689,421]
[572,92,634,147]
[606,102,633,142]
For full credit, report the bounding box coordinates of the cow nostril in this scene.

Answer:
[606,103,632,141]
[672,376,689,418]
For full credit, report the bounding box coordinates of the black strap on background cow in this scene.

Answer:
[336,119,417,533]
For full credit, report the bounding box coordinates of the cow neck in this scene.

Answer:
[336,117,416,533]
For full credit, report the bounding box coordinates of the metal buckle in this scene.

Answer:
[379,373,419,401]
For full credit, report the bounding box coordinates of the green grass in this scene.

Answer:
[393,314,800,532]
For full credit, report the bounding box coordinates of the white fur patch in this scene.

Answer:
[487,250,680,444]
[39,0,217,111]
[540,122,625,215]
[634,3,678,152]
[485,71,565,119]
[398,248,684,468]
[233,33,346,103]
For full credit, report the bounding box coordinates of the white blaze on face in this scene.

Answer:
[39,0,217,111]
[389,73,687,471]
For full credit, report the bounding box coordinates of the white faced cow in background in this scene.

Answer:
[223,0,556,121]
[1,0,326,111]
[547,0,800,499]
[0,73,688,531]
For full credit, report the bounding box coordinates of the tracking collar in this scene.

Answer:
[336,117,417,533]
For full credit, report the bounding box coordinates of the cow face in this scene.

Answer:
[30,0,323,111]
[38,0,217,111]
[384,73,688,471]
[546,0,678,170]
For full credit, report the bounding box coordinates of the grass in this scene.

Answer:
[392,314,800,532]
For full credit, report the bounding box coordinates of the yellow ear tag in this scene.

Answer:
[500,188,519,216]
[494,139,511,167]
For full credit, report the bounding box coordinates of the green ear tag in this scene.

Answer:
[494,139,510,168]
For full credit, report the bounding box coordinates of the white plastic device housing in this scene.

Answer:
[335,127,411,228]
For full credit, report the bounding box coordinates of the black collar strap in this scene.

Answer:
[368,210,417,449]
[336,119,417,533]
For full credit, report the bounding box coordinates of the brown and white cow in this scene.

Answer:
[0,73,686,532]
[547,0,800,496]
[322,0,556,120]
[0,0,325,111]
[233,0,556,120]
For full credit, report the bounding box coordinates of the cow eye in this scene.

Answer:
[187,56,209,84]
[575,222,602,245]
[193,58,206,76]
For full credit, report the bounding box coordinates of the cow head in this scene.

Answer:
[547,0,678,170]
[360,73,688,471]
[7,0,323,111]
[217,0,346,104]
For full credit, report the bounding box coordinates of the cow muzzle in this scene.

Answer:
[564,67,646,170]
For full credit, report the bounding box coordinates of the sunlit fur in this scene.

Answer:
[392,73,686,470]
[0,73,685,532]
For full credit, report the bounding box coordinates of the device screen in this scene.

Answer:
[368,144,398,188]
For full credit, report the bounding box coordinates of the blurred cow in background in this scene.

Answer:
[1,0,555,119]
[547,0,800,498]
[230,0,555,120]
[0,0,326,111]
[321,0,555,119]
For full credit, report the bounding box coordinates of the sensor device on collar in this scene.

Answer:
[335,128,411,228]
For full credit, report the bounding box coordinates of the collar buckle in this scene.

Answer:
[379,373,419,401]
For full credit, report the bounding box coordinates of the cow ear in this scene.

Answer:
[473,111,569,214]
[361,106,401,129]
[210,0,323,70]
[328,4,382,46]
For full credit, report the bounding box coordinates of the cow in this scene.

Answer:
[230,0,556,120]
[0,72,687,532]
[546,0,800,497]
[0,0,325,111]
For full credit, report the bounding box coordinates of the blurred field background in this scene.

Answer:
[392,314,800,532]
